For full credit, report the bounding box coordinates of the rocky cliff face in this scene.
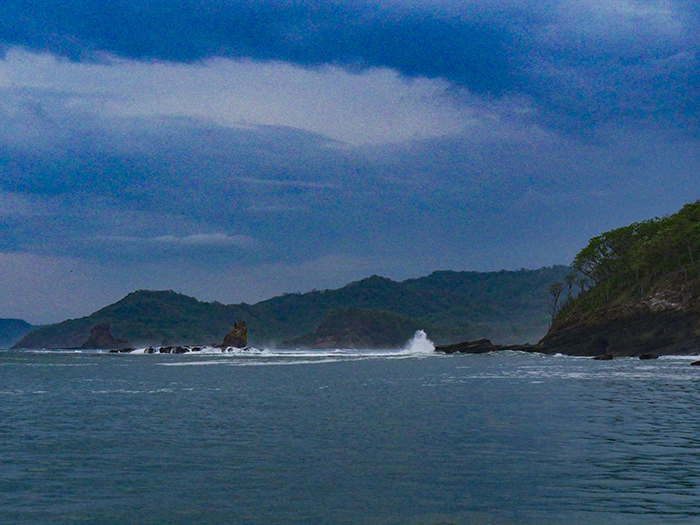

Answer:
[435,273,700,357]
[535,201,700,357]
[539,278,700,357]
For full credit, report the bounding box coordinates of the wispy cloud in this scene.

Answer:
[95,233,256,249]
[0,0,516,94]
[233,177,339,190]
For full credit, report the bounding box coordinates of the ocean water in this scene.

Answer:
[2,333,700,524]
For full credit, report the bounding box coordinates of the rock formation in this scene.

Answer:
[436,339,497,354]
[222,321,247,348]
[81,323,131,350]
[436,274,700,359]
[435,339,537,355]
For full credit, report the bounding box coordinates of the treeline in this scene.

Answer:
[553,200,700,321]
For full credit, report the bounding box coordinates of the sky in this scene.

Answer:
[1,0,699,324]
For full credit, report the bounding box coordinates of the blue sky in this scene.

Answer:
[1,0,699,323]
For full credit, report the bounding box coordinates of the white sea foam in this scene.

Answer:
[161,357,345,367]
[127,346,272,356]
[155,341,437,365]
[401,330,435,355]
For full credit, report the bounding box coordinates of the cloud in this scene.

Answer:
[0,0,516,95]
[0,49,476,145]
[1,1,698,137]
[98,233,256,249]
[2,97,699,269]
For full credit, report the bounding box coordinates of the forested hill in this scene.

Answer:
[0,319,35,348]
[541,200,700,356]
[13,266,570,349]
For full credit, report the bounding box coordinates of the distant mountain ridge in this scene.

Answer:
[0,319,36,348]
[13,266,571,349]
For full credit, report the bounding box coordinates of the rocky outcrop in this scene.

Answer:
[109,344,258,354]
[108,323,251,353]
[435,339,538,355]
[538,284,700,357]
[81,323,131,350]
[436,339,497,354]
[124,322,250,353]
[222,321,247,348]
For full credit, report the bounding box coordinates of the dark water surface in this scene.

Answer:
[2,348,700,524]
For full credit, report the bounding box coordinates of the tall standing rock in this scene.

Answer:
[81,323,131,349]
[222,321,247,348]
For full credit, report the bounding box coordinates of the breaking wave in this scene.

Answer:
[402,329,435,355]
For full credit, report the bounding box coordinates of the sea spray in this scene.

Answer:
[403,330,435,355]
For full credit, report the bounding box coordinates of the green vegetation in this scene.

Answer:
[554,200,700,324]
[0,319,35,348]
[282,307,422,348]
[14,266,572,349]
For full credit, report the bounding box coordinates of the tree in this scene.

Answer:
[560,200,700,318]
[545,282,564,323]
[564,272,578,298]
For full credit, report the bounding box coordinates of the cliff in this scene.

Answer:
[539,272,700,356]
[539,201,700,357]
[437,201,700,358]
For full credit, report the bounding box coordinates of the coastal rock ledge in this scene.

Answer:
[435,339,538,354]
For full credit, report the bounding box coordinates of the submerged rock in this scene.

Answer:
[592,353,614,360]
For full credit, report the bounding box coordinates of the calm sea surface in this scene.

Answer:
[2,343,700,524]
